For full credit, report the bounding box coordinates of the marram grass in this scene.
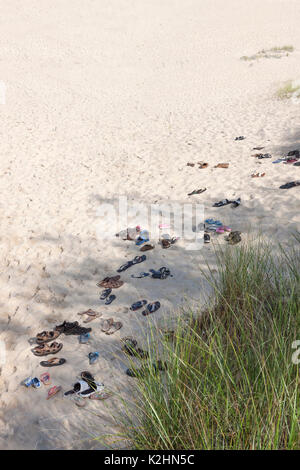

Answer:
[117,238,300,450]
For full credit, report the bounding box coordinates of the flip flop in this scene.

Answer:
[214,163,229,168]
[40,358,66,367]
[36,330,61,344]
[280,180,300,189]
[235,136,245,140]
[88,352,100,365]
[40,373,51,385]
[150,267,171,279]
[198,162,208,169]
[83,313,101,323]
[142,301,161,316]
[130,300,147,311]
[140,243,155,252]
[105,321,123,335]
[32,377,41,388]
[284,159,298,164]
[187,188,207,196]
[99,288,112,300]
[78,309,101,318]
[32,342,63,356]
[105,294,116,305]
[121,337,149,358]
[79,333,90,344]
[231,197,241,208]
[47,385,62,400]
[100,318,114,333]
[287,150,299,158]
[213,199,231,207]
[205,219,223,226]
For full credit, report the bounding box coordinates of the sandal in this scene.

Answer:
[36,330,61,344]
[100,318,114,333]
[117,255,147,273]
[280,180,300,189]
[40,373,51,385]
[105,294,116,305]
[105,321,123,335]
[99,288,112,300]
[32,342,63,357]
[130,300,147,311]
[40,358,66,367]
[198,162,208,169]
[47,385,62,400]
[140,243,155,252]
[142,301,161,316]
[97,276,124,289]
[187,188,206,196]
[214,163,229,168]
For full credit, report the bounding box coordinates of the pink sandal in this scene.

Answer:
[47,385,62,399]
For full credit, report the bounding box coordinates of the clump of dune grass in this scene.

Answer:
[119,237,300,450]
[241,45,294,61]
[276,80,300,100]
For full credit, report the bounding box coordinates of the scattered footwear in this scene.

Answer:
[36,330,61,345]
[140,243,155,252]
[117,255,147,273]
[97,276,124,289]
[79,333,90,344]
[99,288,112,300]
[150,267,172,279]
[32,342,63,357]
[40,373,51,386]
[47,385,62,399]
[105,294,116,305]
[279,180,300,189]
[130,300,147,311]
[40,358,66,367]
[100,318,114,333]
[214,163,229,168]
[235,136,245,140]
[252,153,271,159]
[105,321,123,335]
[142,301,161,316]
[188,188,206,196]
[204,233,211,243]
[88,352,99,365]
[55,321,91,336]
[226,231,242,245]
[121,336,149,358]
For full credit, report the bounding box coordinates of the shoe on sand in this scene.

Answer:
[40,358,66,367]
[47,385,62,399]
[105,321,123,335]
[36,330,61,344]
[32,342,63,356]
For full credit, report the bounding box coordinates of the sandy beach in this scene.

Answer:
[0,0,300,449]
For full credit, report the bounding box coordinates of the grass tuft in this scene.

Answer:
[119,238,300,450]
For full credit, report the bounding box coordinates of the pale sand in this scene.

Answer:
[0,0,300,449]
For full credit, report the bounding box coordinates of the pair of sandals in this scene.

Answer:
[99,288,116,305]
[280,180,300,189]
[100,318,123,335]
[161,237,178,249]
[150,268,171,280]
[97,275,124,289]
[78,309,102,323]
[117,255,146,273]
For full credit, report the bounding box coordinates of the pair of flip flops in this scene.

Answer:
[117,255,147,273]
[22,377,41,388]
[161,237,178,249]
[100,318,123,335]
[78,309,102,323]
[99,288,116,304]
[213,198,241,208]
[32,341,63,356]
[235,136,245,140]
[47,385,62,399]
